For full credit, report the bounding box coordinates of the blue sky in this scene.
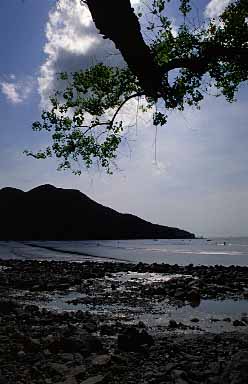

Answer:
[0,0,248,237]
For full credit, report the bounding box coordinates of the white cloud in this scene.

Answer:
[1,82,22,104]
[0,77,34,104]
[39,0,130,107]
[204,0,233,19]
[39,0,143,107]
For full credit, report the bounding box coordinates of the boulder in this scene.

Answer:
[232,320,246,327]
[91,354,111,367]
[48,330,102,355]
[0,299,18,315]
[117,327,154,351]
[187,287,201,307]
[168,319,178,329]
[23,337,41,353]
[174,288,185,300]
[57,376,77,384]
[80,375,105,384]
[171,369,189,384]
[190,318,200,323]
[0,373,8,384]
[220,351,248,383]
[187,287,200,301]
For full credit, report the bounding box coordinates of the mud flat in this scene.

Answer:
[0,259,248,383]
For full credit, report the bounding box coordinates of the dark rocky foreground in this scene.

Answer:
[0,259,248,383]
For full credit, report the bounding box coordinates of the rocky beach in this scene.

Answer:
[0,258,248,383]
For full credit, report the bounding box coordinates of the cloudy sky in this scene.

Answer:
[0,0,247,237]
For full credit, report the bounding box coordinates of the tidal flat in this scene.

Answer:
[0,259,248,383]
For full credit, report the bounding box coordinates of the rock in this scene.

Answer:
[190,318,199,322]
[164,363,179,373]
[43,349,52,357]
[232,319,246,326]
[243,291,248,298]
[57,376,77,384]
[71,365,86,381]
[57,353,74,362]
[23,337,41,353]
[187,287,201,301]
[24,304,39,313]
[137,321,146,328]
[171,369,189,384]
[168,319,178,328]
[174,379,189,384]
[48,331,102,355]
[17,350,26,358]
[47,362,68,376]
[111,354,128,365]
[174,288,185,300]
[223,317,231,322]
[208,362,220,375]
[80,375,105,384]
[0,299,18,314]
[0,373,9,384]
[117,327,154,351]
[241,315,248,324]
[91,354,111,367]
[74,352,84,365]
[220,351,248,383]
[99,323,116,336]
[83,321,97,333]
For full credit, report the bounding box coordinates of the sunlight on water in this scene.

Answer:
[106,271,193,284]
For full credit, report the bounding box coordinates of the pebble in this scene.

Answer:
[80,375,105,384]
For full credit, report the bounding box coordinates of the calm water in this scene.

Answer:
[1,237,248,266]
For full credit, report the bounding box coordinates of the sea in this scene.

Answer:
[1,237,248,266]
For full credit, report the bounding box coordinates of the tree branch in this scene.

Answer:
[109,92,143,128]
[85,0,164,98]
[163,46,248,74]
[85,0,248,97]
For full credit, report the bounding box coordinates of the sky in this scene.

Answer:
[0,0,247,237]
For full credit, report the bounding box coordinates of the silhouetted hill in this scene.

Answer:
[0,185,195,240]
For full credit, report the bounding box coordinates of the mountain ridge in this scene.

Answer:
[0,184,195,240]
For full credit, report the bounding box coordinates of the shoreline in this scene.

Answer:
[1,258,248,383]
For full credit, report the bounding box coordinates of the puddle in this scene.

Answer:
[138,299,248,334]
[35,289,248,334]
[197,299,248,314]
[14,271,248,334]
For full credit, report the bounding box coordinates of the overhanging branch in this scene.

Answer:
[85,0,164,98]
[162,46,248,74]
